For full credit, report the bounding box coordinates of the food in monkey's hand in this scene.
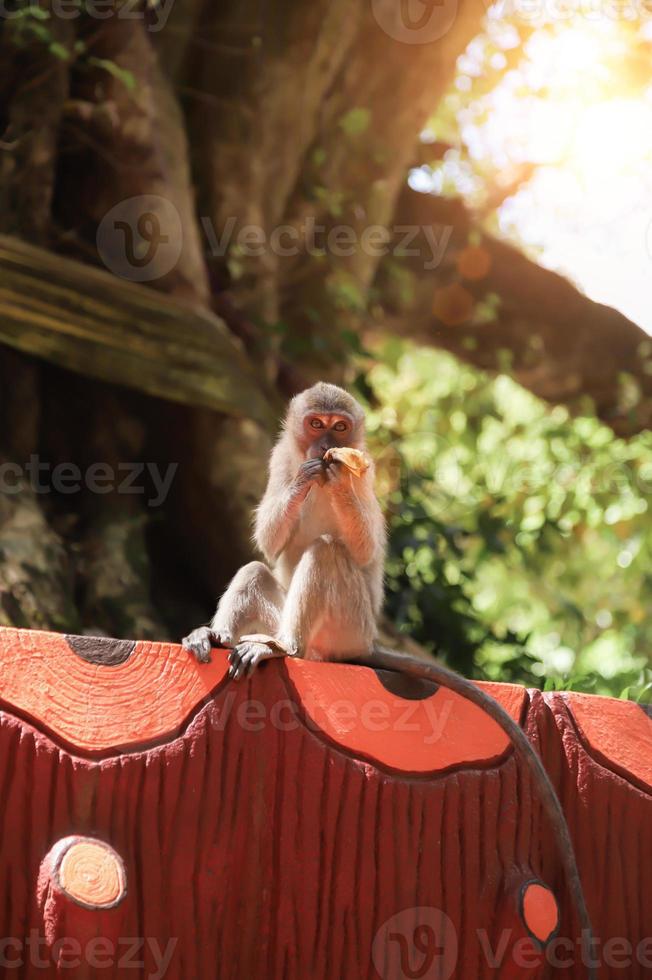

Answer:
[323,446,371,477]
[183,382,385,673]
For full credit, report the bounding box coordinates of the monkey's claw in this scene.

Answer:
[182,627,231,664]
[228,640,285,680]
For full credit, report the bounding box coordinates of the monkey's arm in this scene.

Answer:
[255,487,304,561]
[326,469,386,568]
[254,454,324,561]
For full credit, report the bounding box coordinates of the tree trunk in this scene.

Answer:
[0,0,644,638]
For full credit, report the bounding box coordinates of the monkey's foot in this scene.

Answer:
[228,635,287,680]
[182,627,233,664]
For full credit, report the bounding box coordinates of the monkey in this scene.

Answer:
[183,381,386,679]
[181,383,595,974]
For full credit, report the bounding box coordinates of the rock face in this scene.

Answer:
[0,626,650,979]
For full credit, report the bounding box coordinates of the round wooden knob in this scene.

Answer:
[53,838,126,910]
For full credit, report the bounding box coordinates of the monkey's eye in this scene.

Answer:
[333,421,348,432]
[310,419,324,429]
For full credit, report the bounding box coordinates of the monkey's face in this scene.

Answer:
[302,412,359,459]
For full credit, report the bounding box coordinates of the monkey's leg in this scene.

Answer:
[182,561,284,663]
[276,536,376,661]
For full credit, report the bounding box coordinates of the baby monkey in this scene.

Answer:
[182,382,386,678]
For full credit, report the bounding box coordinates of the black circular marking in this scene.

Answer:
[65,634,136,666]
[374,668,439,700]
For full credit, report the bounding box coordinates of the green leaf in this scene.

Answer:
[338,107,371,136]
[87,56,136,92]
[23,21,51,41]
[48,41,70,60]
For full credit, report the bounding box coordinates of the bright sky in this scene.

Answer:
[415,17,652,333]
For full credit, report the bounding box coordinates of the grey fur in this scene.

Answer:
[182,383,386,673]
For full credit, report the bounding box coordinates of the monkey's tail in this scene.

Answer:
[367,645,597,980]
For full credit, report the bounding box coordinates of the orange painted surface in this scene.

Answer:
[0,627,649,979]
[58,840,126,908]
[0,627,229,753]
[0,627,526,766]
[285,659,527,772]
[559,692,652,791]
[522,882,559,944]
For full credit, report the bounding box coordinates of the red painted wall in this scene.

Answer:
[0,627,650,979]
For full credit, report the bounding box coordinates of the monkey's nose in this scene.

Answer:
[319,436,337,454]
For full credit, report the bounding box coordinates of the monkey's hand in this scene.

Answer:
[228,636,286,680]
[182,626,233,664]
[292,458,326,498]
[323,456,353,488]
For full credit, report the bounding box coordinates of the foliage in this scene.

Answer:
[363,342,652,701]
[6,4,135,89]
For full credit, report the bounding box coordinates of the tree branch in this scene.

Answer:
[377,188,652,435]
[0,235,273,425]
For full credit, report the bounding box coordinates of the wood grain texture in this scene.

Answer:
[0,628,229,753]
[0,235,272,424]
[285,659,527,773]
[0,627,649,979]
